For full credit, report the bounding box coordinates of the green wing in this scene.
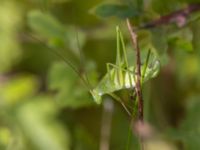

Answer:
[91,58,160,104]
[90,26,160,104]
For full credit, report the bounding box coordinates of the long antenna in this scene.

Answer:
[25,1,91,89]
[23,32,92,91]
[75,28,93,89]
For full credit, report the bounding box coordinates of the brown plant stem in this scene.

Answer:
[126,19,143,121]
[141,3,200,29]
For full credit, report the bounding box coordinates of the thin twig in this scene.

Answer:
[140,3,200,29]
[126,19,143,121]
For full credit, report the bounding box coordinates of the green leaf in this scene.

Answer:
[16,96,71,150]
[28,10,66,40]
[0,75,39,107]
[150,28,168,56]
[0,127,11,149]
[94,4,139,19]
[28,10,87,59]
[48,62,97,108]
[175,38,193,52]
[0,1,22,73]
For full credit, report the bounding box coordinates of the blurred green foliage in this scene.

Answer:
[0,0,200,150]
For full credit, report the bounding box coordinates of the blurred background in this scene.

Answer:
[0,0,200,150]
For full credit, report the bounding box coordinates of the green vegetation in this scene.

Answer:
[0,0,200,150]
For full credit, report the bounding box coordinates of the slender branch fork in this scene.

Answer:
[125,3,200,121]
[126,19,143,121]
